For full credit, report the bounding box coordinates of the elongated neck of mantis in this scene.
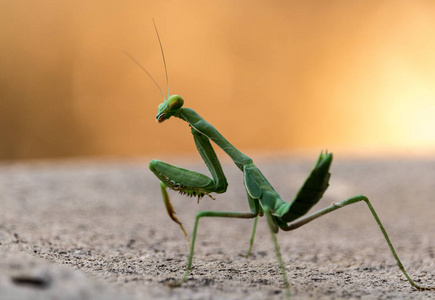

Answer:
[177,108,253,170]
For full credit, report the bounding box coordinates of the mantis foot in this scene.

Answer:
[164,281,183,288]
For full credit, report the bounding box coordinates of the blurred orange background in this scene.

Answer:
[1,1,435,160]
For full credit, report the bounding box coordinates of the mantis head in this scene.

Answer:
[125,20,184,124]
[156,95,184,123]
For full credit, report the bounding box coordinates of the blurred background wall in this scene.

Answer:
[1,1,435,161]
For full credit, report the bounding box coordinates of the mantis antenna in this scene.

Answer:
[124,50,165,101]
[152,19,170,100]
[124,20,169,102]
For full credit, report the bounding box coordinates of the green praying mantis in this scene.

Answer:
[127,22,434,298]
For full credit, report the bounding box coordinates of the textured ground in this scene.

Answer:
[0,154,434,300]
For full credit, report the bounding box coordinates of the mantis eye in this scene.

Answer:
[168,96,184,110]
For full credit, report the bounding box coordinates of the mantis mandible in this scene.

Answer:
[128,21,434,298]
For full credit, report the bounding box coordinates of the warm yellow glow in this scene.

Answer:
[1,1,434,160]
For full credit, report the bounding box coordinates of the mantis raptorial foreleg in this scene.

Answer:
[151,125,229,243]
[126,21,434,299]
[160,181,190,243]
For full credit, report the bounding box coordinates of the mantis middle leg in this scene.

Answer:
[175,210,258,286]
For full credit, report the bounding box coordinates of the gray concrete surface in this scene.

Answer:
[0,155,434,299]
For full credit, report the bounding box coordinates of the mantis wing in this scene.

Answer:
[281,151,333,223]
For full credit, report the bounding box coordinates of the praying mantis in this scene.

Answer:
[128,22,434,298]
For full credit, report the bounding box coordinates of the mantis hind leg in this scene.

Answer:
[279,195,434,291]
[245,216,258,257]
[265,209,291,299]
